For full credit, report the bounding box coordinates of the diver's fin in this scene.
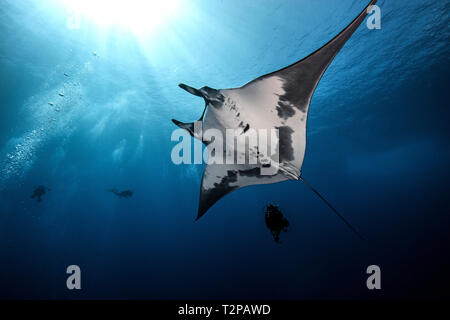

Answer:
[299,177,366,241]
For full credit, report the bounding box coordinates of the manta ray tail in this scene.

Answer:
[299,177,366,241]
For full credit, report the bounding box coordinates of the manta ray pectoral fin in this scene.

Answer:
[196,165,240,221]
[243,0,378,111]
[196,182,237,221]
[293,0,378,92]
[196,164,289,221]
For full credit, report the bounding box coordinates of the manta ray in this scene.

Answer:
[172,0,377,239]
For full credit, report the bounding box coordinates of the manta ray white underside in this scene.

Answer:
[172,0,377,238]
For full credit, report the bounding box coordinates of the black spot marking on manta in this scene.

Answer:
[277,126,295,162]
[201,86,225,108]
[277,67,316,113]
[238,167,261,177]
[210,96,225,108]
[276,100,296,120]
[215,170,237,188]
[199,170,238,217]
[201,86,220,97]
[237,167,275,179]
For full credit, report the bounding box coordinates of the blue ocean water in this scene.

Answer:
[0,0,449,299]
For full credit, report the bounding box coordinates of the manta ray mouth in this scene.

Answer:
[178,83,204,98]
[178,83,209,121]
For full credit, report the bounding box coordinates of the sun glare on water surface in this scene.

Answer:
[61,0,180,33]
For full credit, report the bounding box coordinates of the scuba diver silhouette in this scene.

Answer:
[108,188,133,198]
[30,185,51,202]
[264,204,289,243]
